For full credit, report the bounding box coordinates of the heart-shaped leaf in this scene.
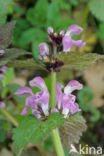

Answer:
[59,113,87,150]
[0,21,16,48]
[0,48,30,66]
[57,52,104,71]
[13,113,64,154]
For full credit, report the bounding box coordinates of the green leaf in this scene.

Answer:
[2,68,14,86]
[26,0,48,27]
[13,113,64,154]
[97,23,104,40]
[59,114,87,150]
[57,52,104,71]
[89,0,104,22]
[7,59,46,71]
[16,28,46,49]
[0,48,30,66]
[0,21,16,48]
[47,1,61,28]
[0,0,12,25]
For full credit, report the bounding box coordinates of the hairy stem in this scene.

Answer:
[51,71,65,156]
[0,108,19,127]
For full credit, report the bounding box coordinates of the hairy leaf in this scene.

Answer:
[0,48,30,66]
[0,21,16,48]
[7,59,46,71]
[89,0,104,22]
[0,0,12,25]
[13,113,64,154]
[59,113,87,149]
[57,52,104,71]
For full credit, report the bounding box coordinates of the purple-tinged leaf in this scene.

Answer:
[0,48,30,66]
[0,21,16,48]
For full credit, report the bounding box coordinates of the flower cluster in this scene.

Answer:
[38,25,86,61]
[16,77,83,119]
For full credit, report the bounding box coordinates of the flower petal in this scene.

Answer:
[29,77,47,91]
[0,66,8,72]
[64,80,83,95]
[21,107,28,116]
[26,95,37,109]
[37,90,49,116]
[56,82,63,109]
[62,36,73,52]
[72,40,86,48]
[0,102,5,108]
[62,94,78,117]
[32,109,41,119]
[69,103,81,115]
[66,25,83,36]
[47,26,54,34]
[62,36,85,53]
[38,43,49,60]
[15,87,33,96]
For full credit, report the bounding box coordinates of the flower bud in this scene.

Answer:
[47,26,54,34]
[38,43,49,60]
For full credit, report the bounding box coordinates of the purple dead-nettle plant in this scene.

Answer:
[38,24,86,72]
[16,77,83,119]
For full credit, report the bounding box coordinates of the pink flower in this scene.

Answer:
[16,76,49,119]
[0,66,8,79]
[56,80,83,118]
[62,24,86,52]
[38,43,49,60]
[16,76,83,119]
[0,101,5,108]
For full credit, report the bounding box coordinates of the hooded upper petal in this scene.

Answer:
[66,25,83,36]
[29,77,47,91]
[64,80,83,95]
[15,87,33,96]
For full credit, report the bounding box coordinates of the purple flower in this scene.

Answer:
[38,43,49,60]
[0,66,8,79]
[16,77,49,119]
[0,101,5,108]
[16,76,83,119]
[56,80,83,118]
[62,24,86,52]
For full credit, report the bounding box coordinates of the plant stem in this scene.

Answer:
[51,71,56,109]
[51,71,65,156]
[0,108,19,127]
